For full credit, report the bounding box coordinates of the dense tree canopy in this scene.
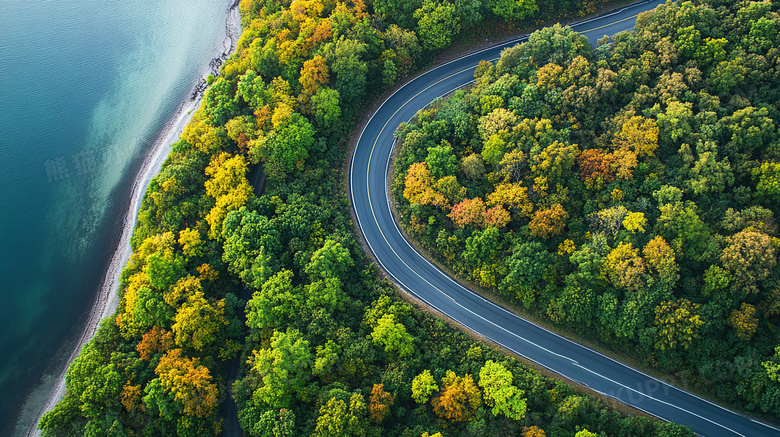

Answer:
[393,0,780,422]
[39,0,704,436]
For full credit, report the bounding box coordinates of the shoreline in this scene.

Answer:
[20,2,241,435]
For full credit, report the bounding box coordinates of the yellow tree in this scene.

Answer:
[204,152,254,239]
[498,149,527,182]
[730,303,759,341]
[431,371,482,421]
[612,149,638,180]
[643,236,678,280]
[654,299,704,351]
[172,291,226,352]
[612,115,659,158]
[178,228,203,259]
[197,263,219,282]
[181,115,227,154]
[605,242,646,292]
[487,182,534,218]
[120,382,143,412]
[165,275,202,307]
[721,230,777,295]
[478,107,517,141]
[522,426,547,437]
[155,349,219,418]
[298,56,330,113]
[403,162,448,208]
[622,212,647,234]
[530,141,579,194]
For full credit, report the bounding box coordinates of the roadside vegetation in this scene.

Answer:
[38,0,699,436]
[394,0,780,423]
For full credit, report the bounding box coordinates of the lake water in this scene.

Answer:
[0,1,231,434]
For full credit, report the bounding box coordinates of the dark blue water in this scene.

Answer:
[0,1,230,434]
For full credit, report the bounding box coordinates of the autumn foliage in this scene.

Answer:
[369,383,394,423]
[528,204,568,238]
[155,349,219,418]
[431,371,482,421]
[137,326,174,361]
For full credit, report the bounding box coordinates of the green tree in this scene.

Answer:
[238,70,267,109]
[203,77,239,126]
[414,0,461,51]
[314,340,342,378]
[306,277,347,313]
[753,161,780,204]
[145,250,186,292]
[656,201,713,262]
[245,270,301,330]
[426,142,458,179]
[222,207,281,289]
[412,370,439,404]
[482,134,507,167]
[247,409,296,437]
[521,24,592,66]
[305,239,354,280]
[763,347,780,382]
[487,0,537,22]
[251,330,313,409]
[326,37,368,107]
[59,342,123,422]
[478,360,527,420]
[500,241,550,307]
[680,141,734,196]
[370,314,415,357]
[462,153,486,181]
[311,87,342,135]
[256,113,315,178]
[314,393,368,437]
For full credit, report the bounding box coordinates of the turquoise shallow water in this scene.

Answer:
[0,1,230,434]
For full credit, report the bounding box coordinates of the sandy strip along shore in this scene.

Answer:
[21,2,241,436]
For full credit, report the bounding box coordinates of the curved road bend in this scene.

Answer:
[349,1,780,435]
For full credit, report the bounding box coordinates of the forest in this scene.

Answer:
[32,0,720,436]
[393,0,780,423]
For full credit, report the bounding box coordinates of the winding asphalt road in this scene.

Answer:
[349,1,780,435]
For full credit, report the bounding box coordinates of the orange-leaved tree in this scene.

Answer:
[528,204,568,238]
[155,349,219,418]
[369,383,394,423]
[449,197,487,228]
[431,370,482,421]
